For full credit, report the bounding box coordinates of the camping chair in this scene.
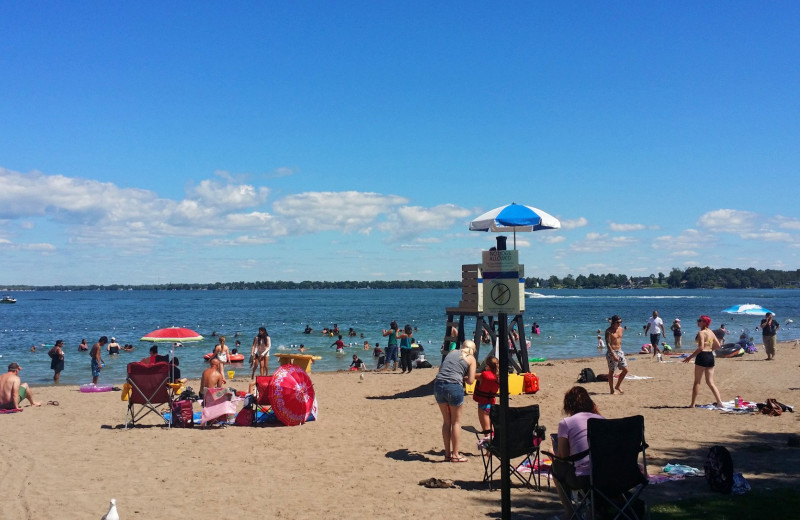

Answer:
[200,388,237,426]
[542,434,592,520]
[125,361,173,428]
[252,375,272,425]
[462,404,544,490]
[585,415,648,520]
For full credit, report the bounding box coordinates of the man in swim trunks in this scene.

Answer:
[605,315,628,395]
[90,336,107,385]
[0,363,42,409]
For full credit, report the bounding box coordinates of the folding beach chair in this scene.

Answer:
[463,404,545,490]
[543,434,591,520]
[200,388,237,426]
[125,361,172,428]
[585,415,648,519]
[251,375,272,425]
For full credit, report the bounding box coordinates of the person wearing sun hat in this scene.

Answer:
[0,363,42,409]
[671,318,683,349]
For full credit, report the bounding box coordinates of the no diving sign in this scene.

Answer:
[482,250,523,314]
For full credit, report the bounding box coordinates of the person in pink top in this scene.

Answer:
[553,386,604,518]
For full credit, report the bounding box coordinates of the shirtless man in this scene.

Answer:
[0,363,42,409]
[605,315,628,395]
[90,336,107,385]
[200,359,226,397]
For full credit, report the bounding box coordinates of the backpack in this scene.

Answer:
[578,367,596,383]
[48,347,58,359]
[704,445,733,493]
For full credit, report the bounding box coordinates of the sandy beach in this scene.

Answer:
[2,341,799,519]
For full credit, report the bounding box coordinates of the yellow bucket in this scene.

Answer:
[227,370,235,379]
[121,383,132,401]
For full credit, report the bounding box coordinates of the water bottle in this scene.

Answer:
[735,395,741,409]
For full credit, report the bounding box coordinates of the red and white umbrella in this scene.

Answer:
[268,364,316,426]
[140,327,204,342]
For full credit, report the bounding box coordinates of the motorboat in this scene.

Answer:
[0,295,16,304]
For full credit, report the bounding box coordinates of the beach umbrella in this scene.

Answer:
[722,304,774,316]
[469,202,560,249]
[140,327,204,342]
[268,364,315,426]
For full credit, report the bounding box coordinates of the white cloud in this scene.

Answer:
[569,232,637,253]
[776,216,800,230]
[652,229,707,251]
[270,167,297,178]
[274,191,408,233]
[538,235,565,244]
[379,203,472,240]
[669,250,698,257]
[609,222,645,232]
[696,209,758,233]
[189,179,269,210]
[559,217,588,230]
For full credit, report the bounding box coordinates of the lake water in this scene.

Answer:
[1,288,798,386]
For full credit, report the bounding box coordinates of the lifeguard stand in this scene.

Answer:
[443,241,530,374]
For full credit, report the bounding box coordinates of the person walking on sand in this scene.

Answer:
[604,315,628,394]
[434,340,477,463]
[0,363,42,409]
[251,327,271,378]
[645,310,666,358]
[760,312,780,361]
[49,339,65,383]
[90,336,107,385]
[684,315,723,408]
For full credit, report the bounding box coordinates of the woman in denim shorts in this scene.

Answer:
[434,340,477,463]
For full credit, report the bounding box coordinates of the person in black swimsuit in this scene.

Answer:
[683,315,723,408]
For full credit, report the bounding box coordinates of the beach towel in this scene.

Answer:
[0,408,23,414]
[201,388,237,425]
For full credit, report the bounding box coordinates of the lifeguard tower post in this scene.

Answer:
[443,236,530,373]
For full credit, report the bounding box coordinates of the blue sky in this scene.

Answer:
[1,2,798,285]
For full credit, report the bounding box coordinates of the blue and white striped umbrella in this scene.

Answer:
[470,203,560,248]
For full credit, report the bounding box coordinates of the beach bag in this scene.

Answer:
[523,373,539,394]
[578,367,596,383]
[704,445,733,494]
[171,400,194,428]
[234,407,254,426]
[761,398,783,416]
[48,347,58,359]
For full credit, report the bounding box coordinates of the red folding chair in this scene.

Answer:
[252,375,272,425]
[125,361,173,428]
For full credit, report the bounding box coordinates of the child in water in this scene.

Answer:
[473,356,500,433]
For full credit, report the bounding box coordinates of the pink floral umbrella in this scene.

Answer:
[268,364,315,426]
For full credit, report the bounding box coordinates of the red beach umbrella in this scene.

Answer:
[268,364,316,426]
[140,327,204,342]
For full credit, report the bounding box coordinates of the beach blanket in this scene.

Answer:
[0,408,23,414]
[695,400,760,413]
[614,374,653,380]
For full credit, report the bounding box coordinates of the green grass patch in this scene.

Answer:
[650,488,800,520]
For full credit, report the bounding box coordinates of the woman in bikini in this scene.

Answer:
[683,315,723,408]
[251,327,271,378]
[213,336,231,378]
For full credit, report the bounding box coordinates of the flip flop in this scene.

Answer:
[47,401,59,406]
[450,455,468,463]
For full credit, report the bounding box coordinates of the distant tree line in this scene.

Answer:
[534,267,800,290]
[0,280,462,291]
[2,267,797,292]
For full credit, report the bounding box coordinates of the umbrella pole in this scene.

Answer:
[498,312,511,519]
